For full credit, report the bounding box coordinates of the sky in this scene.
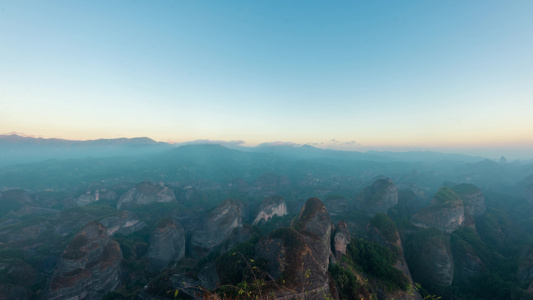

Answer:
[1,1,532,158]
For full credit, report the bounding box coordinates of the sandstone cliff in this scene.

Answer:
[405,229,454,286]
[256,198,333,299]
[116,181,176,209]
[252,195,288,225]
[357,178,398,215]
[146,218,185,272]
[100,210,146,236]
[410,187,465,233]
[47,221,122,300]
[190,199,244,257]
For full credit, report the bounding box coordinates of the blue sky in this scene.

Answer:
[1,1,532,158]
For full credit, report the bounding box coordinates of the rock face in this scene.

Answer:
[333,221,350,260]
[252,195,288,225]
[47,221,122,300]
[75,188,117,207]
[256,198,333,298]
[190,199,244,257]
[117,181,176,209]
[410,187,465,233]
[357,178,398,215]
[420,237,454,285]
[101,210,147,236]
[453,183,485,216]
[406,230,454,287]
[146,218,185,272]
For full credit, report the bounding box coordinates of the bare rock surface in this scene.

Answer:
[117,181,176,209]
[101,210,146,236]
[333,221,350,260]
[146,218,185,272]
[47,221,122,300]
[190,199,244,257]
[406,231,454,286]
[252,195,288,225]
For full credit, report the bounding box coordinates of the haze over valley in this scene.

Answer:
[1,1,533,299]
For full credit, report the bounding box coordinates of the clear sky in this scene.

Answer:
[1,1,532,158]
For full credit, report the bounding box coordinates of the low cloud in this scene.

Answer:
[181,139,246,146]
[258,141,301,147]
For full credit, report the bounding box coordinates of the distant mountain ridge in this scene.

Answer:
[0,134,164,147]
[0,134,485,167]
[0,134,172,166]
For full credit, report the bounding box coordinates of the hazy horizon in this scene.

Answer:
[1,1,532,159]
[3,131,532,160]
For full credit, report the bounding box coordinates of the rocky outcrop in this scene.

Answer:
[333,221,350,260]
[294,198,333,272]
[406,229,454,286]
[146,218,185,272]
[252,195,288,225]
[420,237,454,285]
[453,183,485,216]
[117,181,176,209]
[410,187,465,233]
[357,178,398,215]
[47,221,122,300]
[101,210,146,236]
[75,188,116,207]
[256,198,333,299]
[190,199,244,257]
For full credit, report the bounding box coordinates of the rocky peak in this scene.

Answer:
[294,198,333,273]
[357,178,398,215]
[116,181,176,209]
[410,187,465,233]
[294,197,331,238]
[252,195,288,225]
[47,221,122,300]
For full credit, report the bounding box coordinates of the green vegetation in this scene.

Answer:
[329,263,361,299]
[433,187,462,206]
[370,213,398,243]
[348,239,409,292]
